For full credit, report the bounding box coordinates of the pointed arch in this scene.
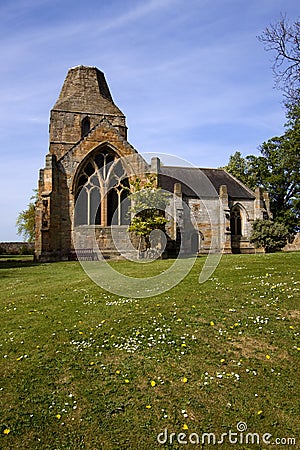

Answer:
[230,203,248,236]
[231,206,242,236]
[73,145,130,227]
[72,143,120,194]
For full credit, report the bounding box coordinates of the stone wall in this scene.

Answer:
[0,242,34,254]
[283,233,300,252]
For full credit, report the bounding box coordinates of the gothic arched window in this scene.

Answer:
[75,149,130,226]
[230,205,242,236]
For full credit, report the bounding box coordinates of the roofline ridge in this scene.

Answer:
[223,169,256,196]
[162,165,224,170]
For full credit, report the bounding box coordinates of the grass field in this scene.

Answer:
[0,252,299,449]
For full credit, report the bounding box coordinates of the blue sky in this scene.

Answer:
[0,0,299,241]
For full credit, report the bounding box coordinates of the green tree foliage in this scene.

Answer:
[250,219,289,253]
[16,191,37,243]
[128,176,170,250]
[257,130,300,232]
[224,151,257,190]
[245,15,300,233]
[224,108,300,233]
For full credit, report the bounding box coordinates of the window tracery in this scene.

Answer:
[230,205,242,236]
[75,149,130,226]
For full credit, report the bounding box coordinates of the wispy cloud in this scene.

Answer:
[0,0,298,240]
[95,0,178,33]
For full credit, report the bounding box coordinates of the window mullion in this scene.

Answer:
[87,189,91,226]
[118,189,122,225]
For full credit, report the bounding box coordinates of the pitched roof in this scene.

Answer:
[159,166,255,199]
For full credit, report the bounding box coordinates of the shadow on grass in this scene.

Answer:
[0,255,41,270]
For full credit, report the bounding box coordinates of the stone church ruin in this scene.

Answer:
[35,66,271,261]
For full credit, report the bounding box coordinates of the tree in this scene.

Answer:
[257,131,300,233]
[224,109,300,234]
[16,191,37,243]
[223,151,258,190]
[258,15,300,104]
[250,219,289,253]
[249,15,300,234]
[128,176,170,253]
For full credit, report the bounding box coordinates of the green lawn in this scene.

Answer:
[0,253,299,449]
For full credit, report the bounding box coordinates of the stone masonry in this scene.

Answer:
[35,66,271,261]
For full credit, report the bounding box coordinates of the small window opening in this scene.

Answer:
[81,117,90,137]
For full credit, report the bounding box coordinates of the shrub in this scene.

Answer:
[250,219,289,252]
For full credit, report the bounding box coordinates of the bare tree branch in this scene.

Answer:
[258,14,300,103]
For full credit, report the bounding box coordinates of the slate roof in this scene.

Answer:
[159,166,255,200]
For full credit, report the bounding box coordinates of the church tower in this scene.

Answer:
[49,66,127,160]
[35,66,139,261]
